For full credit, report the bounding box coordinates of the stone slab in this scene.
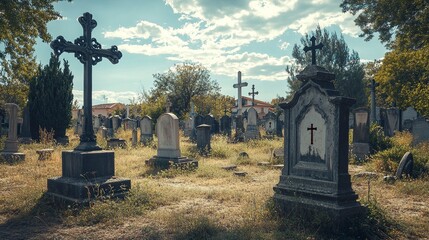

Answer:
[0,152,25,164]
[107,138,126,149]
[234,171,247,176]
[36,148,54,161]
[146,156,198,169]
[221,165,237,170]
[47,176,131,205]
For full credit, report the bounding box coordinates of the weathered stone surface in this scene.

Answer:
[245,107,259,140]
[221,165,237,170]
[273,61,362,219]
[107,138,126,149]
[411,119,429,145]
[196,124,211,154]
[234,171,247,176]
[36,148,54,161]
[1,103,25,163]
[140,115,153,145]
[395,152,413,179]
[238,151,249,158]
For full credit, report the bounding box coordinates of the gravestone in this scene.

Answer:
[131,129,138,147]
[105,115,114,137]
[140,115,153,145]
[276,112,284,137]
[264,112,276,136]
[273,37,362,221]
[93,115,101,133]
[196,124,211,154]
[184,117,193,137]
[112,115,121,132]
[395,151,413,179]
[220,115,232,136]
[204,114,216,134]
[46,12,130,204]
[146,113,197,168]
[19,105,32,143]
[194,114,204,128]
[234,115,245,142]
[402,107,418,130]
[75,109,83,135]
[0,103,26,163]
[352,107,370,160]
[244,107,259,140]
[381,108,399,137]
[122,117,131,130]
[411,118,429,145]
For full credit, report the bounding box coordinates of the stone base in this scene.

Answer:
[352,143,370,161]
[140,134,153,145]
[273,184,363,221]
[19,137,33,144]
[47,176,131,205]
[107,138,126,149]
[55,136,69,146]
[46,150,131,205]
[0,152,25,163]
[146,156,198,169]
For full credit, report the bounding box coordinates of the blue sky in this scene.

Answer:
[34,0,387,106]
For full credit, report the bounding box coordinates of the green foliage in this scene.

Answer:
[375,45,429,116]
[286,26,366,107]
[0,0,70,109]
[149,62,221,118]
[28,54,73,139]
[192,94,235,119]
[341,0,429,50]
[369,123,392,154]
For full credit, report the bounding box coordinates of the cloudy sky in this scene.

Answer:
[34,0,387,106]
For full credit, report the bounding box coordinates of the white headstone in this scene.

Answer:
[247,107,258,125]
[156,113,181,158]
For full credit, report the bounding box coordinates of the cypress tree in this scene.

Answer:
[28,54,73,140]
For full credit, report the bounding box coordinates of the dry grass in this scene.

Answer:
[0,128,428,239]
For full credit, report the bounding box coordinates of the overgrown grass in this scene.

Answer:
[0,127,428,239]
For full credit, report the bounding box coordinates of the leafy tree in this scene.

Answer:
[28,54,73,140]
[150,62,221,119]
[342,0,429,116]
[192,94,235,118]
[286,26,366,107]
[340,0,429,50]
[0,0,70,108]
[375,45,429,117]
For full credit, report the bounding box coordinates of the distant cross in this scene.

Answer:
[303,36,323,65]
[248,84,259,106]
[50,12,122,151]
[166,98,172,113]
[233,71,248,115]
[307,124,317,145]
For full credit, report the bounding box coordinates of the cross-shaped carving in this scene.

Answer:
[307,123,317,144]
[303,36,323,65]
[248,84,259,106]
[50,12,122,151]
[233,71,248,115]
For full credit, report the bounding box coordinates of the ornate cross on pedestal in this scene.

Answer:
[303,36,323,65]
[233,71,248,116]
[165,98,172,113]
[307,123,317,144]
[50,12,122,151]
[248,84,259,106]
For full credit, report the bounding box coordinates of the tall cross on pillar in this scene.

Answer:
[303,36,323,65]
[248,84,259,106]
[307,123,317,145]
[165,98,172,113]
[50,12,122,151]
[233,71,248,116]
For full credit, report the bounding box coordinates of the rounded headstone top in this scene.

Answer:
[196,124,211,129]
[159,112,179,120]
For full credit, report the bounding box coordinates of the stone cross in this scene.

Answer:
[369,79,379,124]
[50,12,122,151]
[307,123,317,145]
[304,36,323,65]
[165,98,172,113]
[4,103,19,151]
[233,71,248,115]
[248,84,259,106]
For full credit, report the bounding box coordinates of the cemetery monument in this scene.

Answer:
[0,103,26,163]
[47,12,130,204]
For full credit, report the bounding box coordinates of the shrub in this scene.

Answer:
[369,123,392,154]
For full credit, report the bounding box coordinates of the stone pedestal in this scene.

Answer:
[107,138,126,149]
[47,150,130,204]
[244,124,259,140]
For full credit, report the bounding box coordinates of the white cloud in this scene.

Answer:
[104,0,362,82]
[73,90,139,105]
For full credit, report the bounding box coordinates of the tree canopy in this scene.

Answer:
[28,54,73,140]
[0,0,68,108]
[286,26,366,107]
[340,0,429,50]
[342,0,429,116]
[149,62,221,119]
